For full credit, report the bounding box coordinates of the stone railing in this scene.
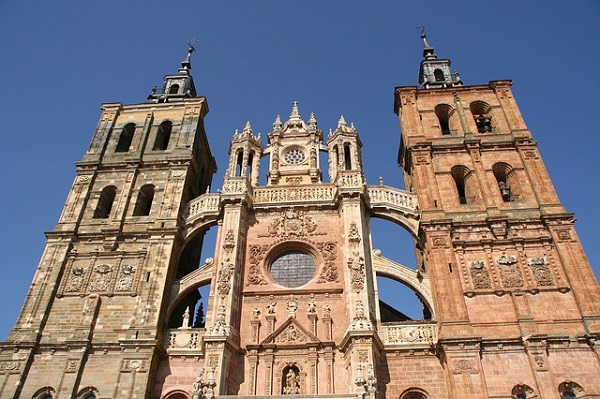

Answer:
[253,185,337,205]
[367,186,418,215]
[184,193,220,220]
[381,322,437,346]
[166,327,205,352]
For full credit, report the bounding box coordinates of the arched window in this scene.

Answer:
[470,101,493,133]
[76,387,99,399]
[558,381,584,399]
[511,383,535,399]
[163,390,191,399]
[246,152,254,179]
[433,69,445,82]
[133,184,155,216]
[236,151,244,176]
[451,165,474,205]
[344,143,352,170]
[434,104,455,135]
[168,84,180,94]
[116,123,135,152]
[153,121,172,151]
[32,386,55,399]
[400,387,429,399]
[93,186,116,219]
[492,162,520,202]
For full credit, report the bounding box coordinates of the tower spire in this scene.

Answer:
[148,40,199,103]
[416,28,462,89]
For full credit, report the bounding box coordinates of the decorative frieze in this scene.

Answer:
[254,186,336,204]
[383,323,436,345]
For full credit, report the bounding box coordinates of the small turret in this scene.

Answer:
[417,27,463,89]
[148,40,199,103]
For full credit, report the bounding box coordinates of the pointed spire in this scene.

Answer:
[273,115,283,131]
[418,25,435,59]
[308,112,317,129]
[337,115,347,129]
[243,121,252,134]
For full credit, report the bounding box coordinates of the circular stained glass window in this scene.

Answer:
[283,148,306,165]
[271,250,316,288]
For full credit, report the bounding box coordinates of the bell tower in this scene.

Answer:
[1,43,217,399]
[394,31,600,397]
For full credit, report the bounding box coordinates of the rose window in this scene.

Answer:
[283,148,306,165]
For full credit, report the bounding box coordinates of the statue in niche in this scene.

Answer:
[283,368,300,395]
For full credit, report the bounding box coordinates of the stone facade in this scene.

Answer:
[1,39,600,399]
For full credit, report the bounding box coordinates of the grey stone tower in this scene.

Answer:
[0,44,216,399]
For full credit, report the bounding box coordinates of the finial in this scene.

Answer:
[181,38,198,70]
[244,121,252,133]
[273,115,282,130]
[290,101,301,120]
[337,115,347,129]
[308,112,317,128]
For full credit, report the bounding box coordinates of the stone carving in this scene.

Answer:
[267,301,277,314]
[115,265,136,292]
[348,251,365,291]
[259,209,324,238]
[283,368,300,395]
[0,361,19,372]
[65,267,87,292]
[323,304,331,317]
[384,323,435,344]
[88,264,113,292]
[287,299,298,316]
[222,229,235,252]
[217,260,235,295]
[348,222,361,243]
[470,261,491,289]
[528,258,554,286]
[168,330,200,349]
[557,230,571,240]
[316,241,339,283]
[252,307,261,320]
[208,305,229,336]
[497,255,524,288]
[358,350,368,363]
[349,300,373,330]
[307,301,317,313]
[452,359,476,372]
[247,245,269,286]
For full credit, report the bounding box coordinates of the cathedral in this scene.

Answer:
[1,33,599,399]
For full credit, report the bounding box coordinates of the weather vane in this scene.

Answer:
[416,25,426,37]
[187,38,198,52]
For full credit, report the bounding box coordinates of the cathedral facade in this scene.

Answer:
[1,37,599,399]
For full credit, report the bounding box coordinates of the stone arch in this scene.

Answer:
[372,251,434,320]
[162,389,191,399]
[32,386,55,399]
[400,387,430,399]
[166,258,214,329]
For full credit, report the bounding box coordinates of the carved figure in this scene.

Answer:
[283,368,300,395]
[266,301,277,314]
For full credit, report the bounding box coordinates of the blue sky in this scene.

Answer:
[1,1,599,339]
